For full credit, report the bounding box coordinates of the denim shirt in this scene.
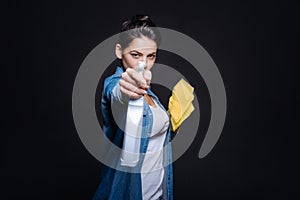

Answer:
[92,66,173,200]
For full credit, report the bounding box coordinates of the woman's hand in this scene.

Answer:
[119,68,152,99]
[143,69,152,86]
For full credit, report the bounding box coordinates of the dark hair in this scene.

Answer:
[118,15,161,49]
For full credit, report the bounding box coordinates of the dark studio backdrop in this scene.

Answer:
[2,0,296,199]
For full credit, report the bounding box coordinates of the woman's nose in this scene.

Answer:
[139,56,146,62]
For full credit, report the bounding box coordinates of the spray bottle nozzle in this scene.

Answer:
[136,61,146,74]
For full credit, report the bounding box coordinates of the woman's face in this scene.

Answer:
[117,35,157,71]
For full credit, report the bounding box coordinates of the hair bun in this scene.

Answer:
[118,14,161,47]
[121,15,156,32]
[133,15,151,22]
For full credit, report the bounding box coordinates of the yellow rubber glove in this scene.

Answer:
[168,79,195,131]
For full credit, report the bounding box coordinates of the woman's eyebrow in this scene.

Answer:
[129,50,156,55]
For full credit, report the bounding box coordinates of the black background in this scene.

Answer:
[2,0,296,199]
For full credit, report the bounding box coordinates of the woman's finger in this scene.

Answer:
[143,70,152,86]
[121,72,136,86]
[126,68,148,88]
[119,79,147,97]
[120,85,142,99]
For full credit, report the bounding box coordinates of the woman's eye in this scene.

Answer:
[148,54,156,59]
[131,53,139,58]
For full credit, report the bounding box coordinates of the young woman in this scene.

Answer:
[92,15,173,200]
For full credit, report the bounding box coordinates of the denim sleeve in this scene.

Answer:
[112,82,130,104]
[102,75,129,104]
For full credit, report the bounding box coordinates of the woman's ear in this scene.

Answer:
[115,44,122,59]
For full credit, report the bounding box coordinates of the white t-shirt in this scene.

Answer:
[141,101,169,200]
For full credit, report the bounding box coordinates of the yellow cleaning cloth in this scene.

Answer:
[168,79,195,131]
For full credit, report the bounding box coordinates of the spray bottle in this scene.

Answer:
[120,61,146,167]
